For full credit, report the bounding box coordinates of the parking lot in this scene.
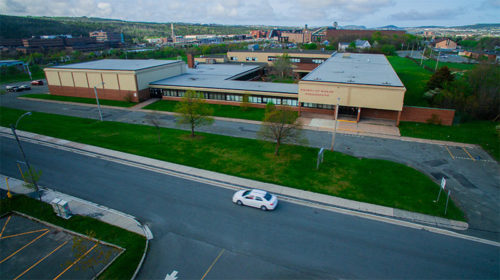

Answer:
[0,213,122,279]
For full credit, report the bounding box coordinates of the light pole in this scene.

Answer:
[435,50,441,72]
[93,82,104,121]
[10,112,41,201]
[330,97,340,151]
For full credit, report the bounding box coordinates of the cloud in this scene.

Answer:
[480,0,500,9]
[389,8,465,21]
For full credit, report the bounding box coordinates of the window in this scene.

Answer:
[230,56,238,61]
[226,94,242,102]
[264,193,272,201]
[290,58,300,63]
[249,96,262,104]
[256,197,263,201]
[252,57,257,61]
[312,59,325,64]
[246,57,251,61]
[268,57,276,61]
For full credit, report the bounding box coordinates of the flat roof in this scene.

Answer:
[151,64,298,94]
[48,59,181,71]
[229,49,335,55]
[302,53,404,87]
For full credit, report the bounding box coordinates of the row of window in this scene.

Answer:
[151,88,334,109]
[229,56,326,64]
[246,57,257,61]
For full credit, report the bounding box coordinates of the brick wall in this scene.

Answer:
[400,106,455,125]
[49,85,141,102]
[361,108,399,120]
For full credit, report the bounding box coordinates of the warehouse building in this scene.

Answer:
[44,59,185,102]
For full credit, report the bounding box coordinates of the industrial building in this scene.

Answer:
[45,51,410,124]
[44,59,184,102]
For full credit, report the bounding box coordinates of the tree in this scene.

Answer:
[272,53,292,79]
[427,66,454,90]
[146,113,162,144]
[67,231,113,278]
[240,94,250,111]
[175,90,214,137]
[258,104,304,156]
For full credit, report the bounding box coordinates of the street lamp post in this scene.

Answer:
[10,112,41,201]
[93,82,104,121]
[330,97,340,151]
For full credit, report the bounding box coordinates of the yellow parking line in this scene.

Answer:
[338,119,357,123]
[0,216,11,238]
[200,249,225,280]
[339,128,361,133]
[462,147,476,161]
[53,243,98,280]
[1,228,49,240]
[13,240,69,280]
[0,230,49,264]
[445,146,455,160]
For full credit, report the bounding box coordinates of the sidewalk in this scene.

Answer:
[0,127,468,231]
[15,96,479,148]
[0,174,153,240]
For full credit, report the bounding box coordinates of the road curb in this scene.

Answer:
[0,127,469,233]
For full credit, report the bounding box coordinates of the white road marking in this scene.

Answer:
[164,270,178,280]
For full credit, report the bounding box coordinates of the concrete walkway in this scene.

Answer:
[0,127,468,232]
[16,96,477,148]
[0,174,153,240]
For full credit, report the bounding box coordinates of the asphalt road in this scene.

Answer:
[1,136,499,279]
[1,91,499,242]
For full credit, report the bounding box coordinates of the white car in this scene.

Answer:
[232,189,278,211]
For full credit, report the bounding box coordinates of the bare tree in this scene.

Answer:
[67,231,113,278]
[146,113,162,143]
[175,90,214,137]
[272,53,292,79]
[258,104,304,156]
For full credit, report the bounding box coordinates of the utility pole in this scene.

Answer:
[330,98,340,151]
[93,82,104,121]
[11,112,41,201]
[435,50,441,72]
[420,46,426,66]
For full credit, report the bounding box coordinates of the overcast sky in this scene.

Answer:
[1,0,499,28]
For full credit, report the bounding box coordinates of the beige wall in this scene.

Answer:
[136,62,185,90]
[59,72,74,87]
[73,72,88,87]
[299,81,406,111]
[227,51,332,66]
[45,71,60,86]
[118,74,136,91]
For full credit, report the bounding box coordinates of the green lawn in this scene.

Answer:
[0,195,146,280]
[0,107,465,220]
[421,59,476,72]
[387,56,432,107]
[399,121,500,161]
[144,100,266,121]
[22,94,136,107]
[0,70,45,84]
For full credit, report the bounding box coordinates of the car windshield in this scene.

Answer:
[264,193,272,201]
[242,190,250,196]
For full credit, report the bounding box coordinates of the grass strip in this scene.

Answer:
[387,56,432,107]
[0,106,465,220]
[21,94,136,108]
[0,195,146,280]
[399,121,499,161]
[144,100,266,121]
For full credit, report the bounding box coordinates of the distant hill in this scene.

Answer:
[377,25,403,30]
[341,25,367,30]
[451,23,500,29]
[0,15,256,40]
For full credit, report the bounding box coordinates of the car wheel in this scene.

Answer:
[260,206,267,211]
[236,200,243,206]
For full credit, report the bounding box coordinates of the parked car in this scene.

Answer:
[18,85,31,91]
[232,189,278,211]
[31,80,44,86]
[5,85,20,92]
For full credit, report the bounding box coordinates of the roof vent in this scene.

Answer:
[189,77,197,80]
[382,81,391,85]
[347,79,354,83]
